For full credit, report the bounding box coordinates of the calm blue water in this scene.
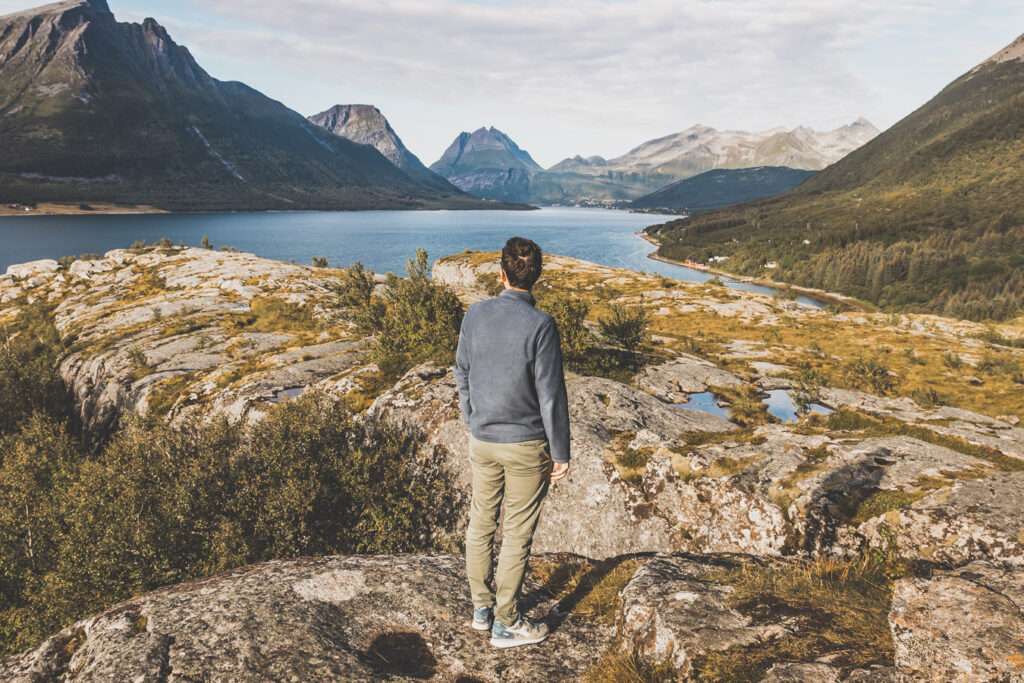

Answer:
[762,389,833,423]
[676,392,731,420]
[0,207,823,306]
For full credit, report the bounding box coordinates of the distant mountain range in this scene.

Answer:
[0,0,507,212]
[429,120,877,205]
[647,32,1024,321]
[629,166,816,213]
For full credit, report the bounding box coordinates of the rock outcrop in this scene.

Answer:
[618,555,790,674]
[890,561,1024,681]
[0,554,612,682]
[3,247,375,445]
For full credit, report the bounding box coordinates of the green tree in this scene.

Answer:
[334,261,376,309]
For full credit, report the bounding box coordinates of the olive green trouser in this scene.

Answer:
[466,435,552,627]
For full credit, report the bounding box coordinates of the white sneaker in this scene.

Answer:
[490,617,549,648]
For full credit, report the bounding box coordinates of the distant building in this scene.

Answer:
[765,261,778,269]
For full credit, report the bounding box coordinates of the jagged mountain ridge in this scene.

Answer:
[605,118,878,178]
[431,120,876,205]
[428,126,543,202]
[0,0,498,211]
[647,31,1024,320]
[629,166,816,213]
[531,119,878,205]
[307,104,457,192]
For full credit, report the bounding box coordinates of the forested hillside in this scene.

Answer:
[647,38,1024,321]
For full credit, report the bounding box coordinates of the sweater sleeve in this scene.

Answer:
[453,313,472,426]
[533,318,570,463]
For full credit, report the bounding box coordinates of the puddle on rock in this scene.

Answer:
[762,389,832,423]
[269,386,306,403]
[675,391,731,420]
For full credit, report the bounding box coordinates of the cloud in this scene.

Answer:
[4,0,1016,165]
[171,0,967,163]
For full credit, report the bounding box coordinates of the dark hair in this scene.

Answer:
[501,237,542,290]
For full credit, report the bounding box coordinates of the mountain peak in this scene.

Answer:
[307,103,457,193]
[979,32,1024,67]
[429,126,541,201]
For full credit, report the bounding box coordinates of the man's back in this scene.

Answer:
[456,236,568,648]
[454,288,570,464]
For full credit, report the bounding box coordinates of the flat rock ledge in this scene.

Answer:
[0,554,611,683]
[5,553,1021,682]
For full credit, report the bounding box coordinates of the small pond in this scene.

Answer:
[675,391,731,420]
[676,389,833,424]
[762,389,832,423]
[269,386,306,403]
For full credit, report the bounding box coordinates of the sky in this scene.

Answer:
[4,0,1024,168]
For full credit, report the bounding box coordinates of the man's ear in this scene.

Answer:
[499,268,509,288]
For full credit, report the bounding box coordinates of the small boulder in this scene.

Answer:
[6,258,59,278]
[618,555,790,674]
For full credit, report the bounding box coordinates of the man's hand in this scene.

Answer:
[550,462,569,483]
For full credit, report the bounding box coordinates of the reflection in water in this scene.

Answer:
[762,389,832,423]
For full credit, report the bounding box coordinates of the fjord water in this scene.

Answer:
[0,207,823,307]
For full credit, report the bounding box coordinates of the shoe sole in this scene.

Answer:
[472,621,492,631]
[489,634,549,648]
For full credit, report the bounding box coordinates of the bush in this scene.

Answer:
[844,356,897,396]
[333,261,376,308]
[476,273,504,297]
[0,304,73,437]
[791,363,825,414]
[373,250,464,371]
[536,289,594,360]
[598,303,651,352]
[311,256,330,268]
[0,393,455,659]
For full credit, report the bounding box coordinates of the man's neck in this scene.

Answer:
[504,286,530,293]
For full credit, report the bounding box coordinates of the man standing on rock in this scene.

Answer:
[454,236,571,649]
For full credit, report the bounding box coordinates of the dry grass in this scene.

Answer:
[692,557,897,682]
[530,555,643,625]
[583,648,677,683]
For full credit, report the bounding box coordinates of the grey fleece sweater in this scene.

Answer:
[453,288,571,463]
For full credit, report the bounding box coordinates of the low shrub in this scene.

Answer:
[598,303,651,352]
[0,394,454,659]
[536,288,594,360]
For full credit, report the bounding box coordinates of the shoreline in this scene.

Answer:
[0,200,537,218]
[636,230,875,312]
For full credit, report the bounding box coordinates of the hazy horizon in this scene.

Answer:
[1,0,1023,168]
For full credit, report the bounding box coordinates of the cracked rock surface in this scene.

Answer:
[0,554,612,682]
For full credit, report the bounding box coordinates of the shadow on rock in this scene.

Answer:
[365,631,437,679]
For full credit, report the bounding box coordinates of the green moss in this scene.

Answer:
[845,489,929,525]
[617,448,650,470]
